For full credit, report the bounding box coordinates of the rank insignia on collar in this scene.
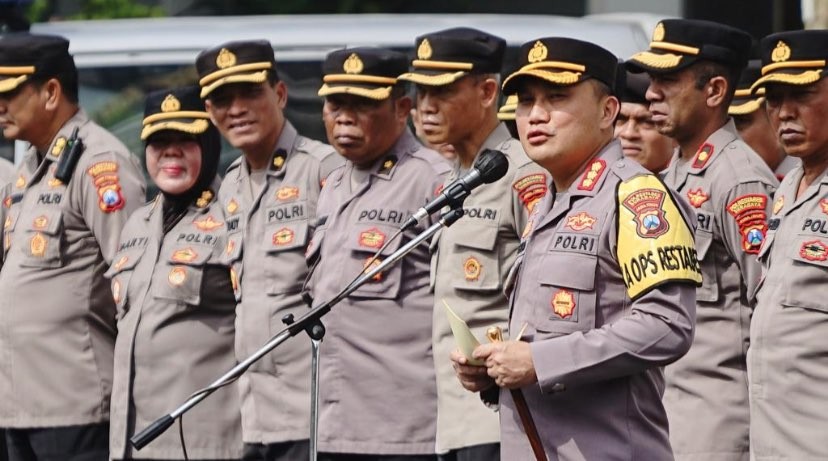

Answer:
[687,188,709,208]
[378,155,397,175]
[113,255,129,271]
[271,149,287,171]
[51,137,67,157]
[226,199,239,214]
[774,196,785,215]
[195,190,213,208]
[551,289,576,319]
[272,227,295,246]
[800,240,828,262]
[363,257,383,282]
[463,256,482,282]
[193,215,223,232]
[566,212,597,231]
[48,178,63,188]
[171,247,198,263]
[168,266,187,286]
[691,143,715,169]
[276,186,300,201]
[15,175,25,189]
[577,159,606,191]
[820,199,828,216]
[359,227,386,249]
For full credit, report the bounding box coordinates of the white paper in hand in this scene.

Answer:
[442,299,484,366]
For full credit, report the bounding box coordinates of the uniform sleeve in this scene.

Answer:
[77,152,147,264]
[531,282,695,392]
[718,182,773,306]
[510,164,548,238]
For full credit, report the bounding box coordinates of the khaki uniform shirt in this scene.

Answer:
[431,123,548,453]
[661,120,777,461]
[107,185,242,460]
[218,121,341,444]
[502,141,699,460]
[306,130,450,455]
[749,165,828,459]
[0,109,146,427]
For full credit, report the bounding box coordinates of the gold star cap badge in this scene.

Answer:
[528,41,548,63]
[343,53,364,74]
[653,22,666,42]
[216,48,237,69]
[417,38,433,60]
[160,94,181,112]
[771,41,791,63]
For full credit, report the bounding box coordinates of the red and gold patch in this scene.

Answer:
[171,247,198,263]
[272,227,295,246]
[3,196,11,208]
[359,227,386,249]
[30,232,46,257]
[691,143,715,169]
[513,173,547,211]
[577,160,606,192]
[193,215,223,232]
[686,188,709,208]
[774,196,785,215]
[565,212,597,231]
[363,257,383,282]
[621,188,670,238]
[819,199,828,216]
[32,215,48,230]
[435,183,445,197]
[276,186,300,201]
[551,289,576,319]
[96,183,125,213]
[727,194,768,254]
[226,199,239,214]
[87,161,118,178]
[800,240,828,262]
[168,266,187,286]
[463,256,482,281]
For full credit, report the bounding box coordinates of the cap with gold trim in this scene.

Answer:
[619,69,650,105]
[497,94,517,121]
[750,30,828,93]
[729,60,764,115]
[397,27,505,87]
[502,37,618,95]
[318,47,407,100]
[141,86,211,140]
[195,40,277,98]
[627,19,751,74]
[0,32,75,94]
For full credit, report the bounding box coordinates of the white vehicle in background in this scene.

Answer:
[15,13,659,174]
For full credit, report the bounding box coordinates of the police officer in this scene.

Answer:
[107,86,242,460]
[729,59,798,181]
[306,47,450,460]
[196,40,341,461]
[0,33,146,460]
[627,19,778,461]
[615,70,675,173]
[747,29,828,459]
[452,37,700,460]
[398,28,548,461]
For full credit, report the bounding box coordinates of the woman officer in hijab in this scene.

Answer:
[106,86,241,460]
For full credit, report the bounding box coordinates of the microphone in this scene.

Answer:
[401,149,508,231]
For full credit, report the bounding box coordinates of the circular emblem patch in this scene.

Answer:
[464,256,482,282]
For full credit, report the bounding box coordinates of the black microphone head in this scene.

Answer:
[475,149,509,184]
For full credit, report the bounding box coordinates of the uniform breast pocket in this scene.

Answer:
[695,228,719,303]
[347,224,403,300]
[783,236,828,313]
[533,252,597,337]
[449,223,502,292]
[104,250,143,317]
[263,220,310,294]
[19,208,65,269]
[152,245,213,306]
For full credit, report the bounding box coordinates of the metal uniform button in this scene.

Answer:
[551,382,566,393]
[616,161,624,168]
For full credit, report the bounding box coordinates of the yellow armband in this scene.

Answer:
[617,175,702,300]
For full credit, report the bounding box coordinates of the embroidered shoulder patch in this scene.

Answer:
[726,194,768,254]
[512,173,547,212]
[617,175,702,300]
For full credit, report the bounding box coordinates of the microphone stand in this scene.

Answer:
[130,207,466,457]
